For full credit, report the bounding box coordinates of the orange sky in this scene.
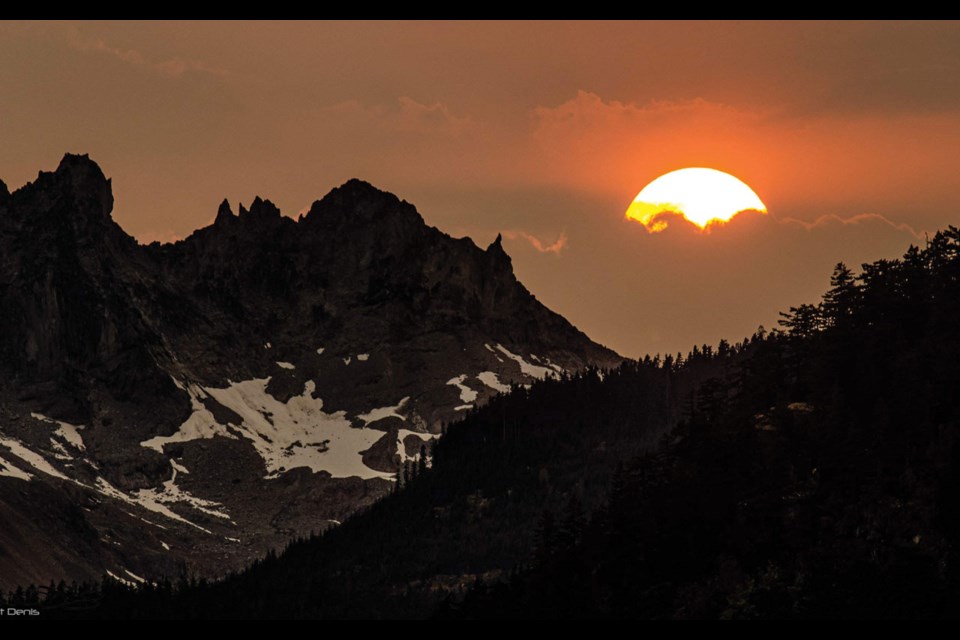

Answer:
[2,20,959,357]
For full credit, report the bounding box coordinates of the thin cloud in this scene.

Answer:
[502,230,568,255]
[533,91,766,137]
[396,97,472,135]
[527,90,774,194]
[323,97,472,136]
[66,28,229,79]
[777,213,925,240]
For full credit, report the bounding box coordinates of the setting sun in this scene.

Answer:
[626,168,767,233]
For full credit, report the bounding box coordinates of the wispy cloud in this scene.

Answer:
[66,28,228,79]
[526,90,776,194]
[533,91,765,138]
[502,230,568,255]
[323,97,472,136]
[777,213,925,240]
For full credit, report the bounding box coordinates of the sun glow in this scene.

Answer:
[626,168,767,232]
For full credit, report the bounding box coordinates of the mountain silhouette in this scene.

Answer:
[0,154,621,590]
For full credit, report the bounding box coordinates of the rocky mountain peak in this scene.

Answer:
[215,199,235,225]
[303,178,424,230]
[53,153,113,216]
[486,232,512,269]
[245,196,282,220]
[56,151,105,177]
[8,153,115,236]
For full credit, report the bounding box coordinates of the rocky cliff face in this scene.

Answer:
[0,155,622,590]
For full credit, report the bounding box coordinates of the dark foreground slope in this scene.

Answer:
[450,233,960,619]
[28,227,960,619]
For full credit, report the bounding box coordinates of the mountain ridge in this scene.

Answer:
[0,153,622,590]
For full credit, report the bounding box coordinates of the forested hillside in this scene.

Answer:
[12,228,960,619]
[451,228,960,618]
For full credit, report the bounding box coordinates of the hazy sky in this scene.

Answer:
[2,20,960,358]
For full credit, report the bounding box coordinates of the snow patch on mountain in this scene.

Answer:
[94,476,213,534]
[141,382,237,453]
[150,378,395,481]
[124,569,147,584]
[170,459,190,475]
[32,413,86,452]
[106,570,138,587]
[134,461,232,522]
[446,374,478,403]
[495,344,556,380]
[276,361,296,370]
[49,438,72,460]
[0,436,70,480]
[356,397,409,425]
[477,371,511,394]
[529,353,564,374]
[2,426,231,534]
[397,429,435,464]
[484,343,505,362]
[205,378,393,479]
[0,455,32,480]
